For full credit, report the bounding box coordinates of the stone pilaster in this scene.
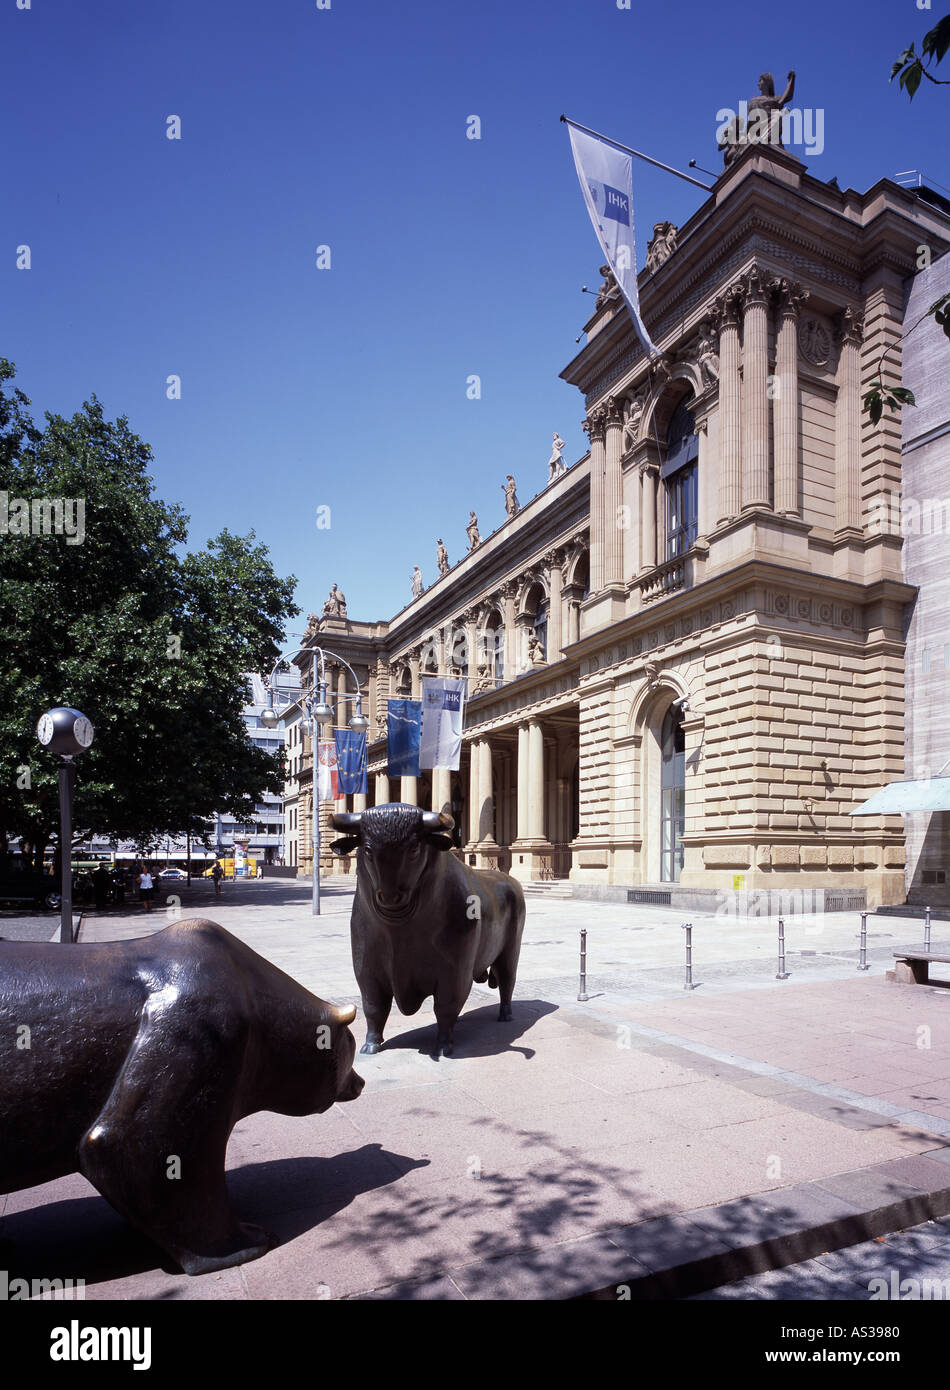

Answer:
[716,285,743,523]
[545,550,564,660]
[640,462,658,571]
[527,720,544,840]
[741,268,771,511]
[516,723,530,842]
[772,278,808,516]
[375,772,390,805]
[585,408,606,592]
[835,306,864,535]
[603,395,624,587]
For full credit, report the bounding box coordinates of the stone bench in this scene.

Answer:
[889,945,950,985]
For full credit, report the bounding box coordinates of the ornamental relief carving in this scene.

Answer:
[765,591,859,629]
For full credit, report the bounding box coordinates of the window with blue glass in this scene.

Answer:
[663,396,698,559]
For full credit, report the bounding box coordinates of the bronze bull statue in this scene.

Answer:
[331,804,525,1057]
[0,919,363,1275]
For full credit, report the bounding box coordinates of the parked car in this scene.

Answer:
[158,868,187,880]
[0,871,62,911]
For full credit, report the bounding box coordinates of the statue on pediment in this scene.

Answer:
[718,70,797,166]
[321,583,347,619]
[646,222,678,273]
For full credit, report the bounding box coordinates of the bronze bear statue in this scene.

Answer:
[0,919,363,1275]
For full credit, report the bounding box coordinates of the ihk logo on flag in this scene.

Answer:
[599,183,629,225]
[441,690,462,711]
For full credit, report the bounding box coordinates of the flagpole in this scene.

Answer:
[560,115,714,192]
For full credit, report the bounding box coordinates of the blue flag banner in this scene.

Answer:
[387,699,422,778]
[334,728,368,795]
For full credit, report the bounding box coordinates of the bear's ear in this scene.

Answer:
[330,836,360,855]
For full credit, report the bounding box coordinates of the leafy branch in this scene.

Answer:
[891,14,950,96]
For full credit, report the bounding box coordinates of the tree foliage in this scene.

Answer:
[891,13,950,97]
[0,360,298,867]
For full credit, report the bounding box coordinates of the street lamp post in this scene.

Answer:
[260,642,368,917]
[36,707,95,944]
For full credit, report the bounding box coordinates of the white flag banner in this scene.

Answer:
[566,121,660,359]
[317,740,339,802]
[419,677,465,771]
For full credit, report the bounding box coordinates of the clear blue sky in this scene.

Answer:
[4,0,945,629]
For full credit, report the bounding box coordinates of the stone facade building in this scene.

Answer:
[292,143,950,912]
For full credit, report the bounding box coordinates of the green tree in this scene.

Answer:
[0,360,298,869]
[864,14,950,422]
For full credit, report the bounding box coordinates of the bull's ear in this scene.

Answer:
[426,832,454,852]
[330,836,360,855]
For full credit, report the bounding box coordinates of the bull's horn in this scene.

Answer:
[330,812,363,831]
[331,1004,357,1026]
[421,810,455,832]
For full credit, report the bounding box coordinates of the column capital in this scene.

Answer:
[638,458,660,479]
[712,281,744,328]
[770,277,809,319]
[835,305,864,347]
[604,394,624,426]
[585,406,607,443]
[740,265,770,308]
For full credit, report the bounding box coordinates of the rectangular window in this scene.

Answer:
[666,465,698,559]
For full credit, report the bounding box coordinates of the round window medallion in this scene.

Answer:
[799,317,832,367]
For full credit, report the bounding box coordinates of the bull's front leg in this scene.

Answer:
[432,986,466,1059]
[359,984,393,1055]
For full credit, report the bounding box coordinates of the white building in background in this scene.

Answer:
[215,671,300,865]
[902,245,950,909]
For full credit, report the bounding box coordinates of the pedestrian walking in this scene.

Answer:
[138,865,155,913]
[92,863,110,914]
[211,861,223,898]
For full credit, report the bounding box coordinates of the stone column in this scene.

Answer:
[546,551,564,660]
[464,610,479,682]
[527,721,544,840]
[375,772,390,805]
[502,582,517,679]
[401,774,417,806]
[516,723,530,841]
[741,268,771,511]
[569,599,580,645]
[585,408,606,592]
[477,740,495,843]
[409,651,421,699]
[468,741,480,839]
[603,396,624,587]
[353,792,367,812]
[772,279,807,516]
[717,285,742,523]
[640,463,658,570]
[431,766,451,818]
[835,307,864,534]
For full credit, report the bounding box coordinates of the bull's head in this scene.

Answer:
[330,803,454,921]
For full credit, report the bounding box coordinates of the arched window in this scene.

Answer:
[663,396,698,559]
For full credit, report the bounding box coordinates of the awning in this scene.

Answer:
[851,777,950,815]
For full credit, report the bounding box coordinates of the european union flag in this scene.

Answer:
[334,728,367,795]
[387,698,421,778]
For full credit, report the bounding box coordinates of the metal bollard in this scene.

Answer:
[577,928,589,1002]
[776,916,790,980]
[858,910,869,971]
[682,921,697,991]
[925,905,932,953]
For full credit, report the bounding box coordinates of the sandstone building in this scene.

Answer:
[290,143,950,912]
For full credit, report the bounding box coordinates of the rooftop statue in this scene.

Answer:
[436,538,449,576]
[322,583,347,619]
[547,433,565,481]
[718,70,797,166]
[502,475,520,517]
[466,511,481,550]
[645,222,678,273]
[411,566,424,599]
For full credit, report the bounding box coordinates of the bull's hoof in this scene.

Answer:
[360,1039,382,1055]
[497,1004,513,1022]
[177,1223,276,1276]
[431,1036,454,1059]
